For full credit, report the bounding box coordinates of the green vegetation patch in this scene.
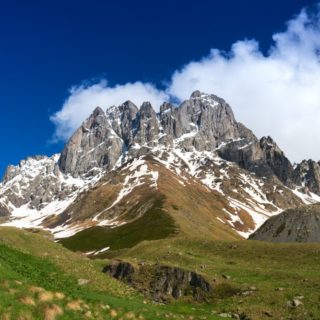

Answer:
[60,197,177,253]
[0,244,77,293]
[120,238,320,319]
[0,238,220,319]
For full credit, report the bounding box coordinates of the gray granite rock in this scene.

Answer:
[57,91,311,191]
[59,106,123,177]
[293,159,320,194]
[0,155,74,210]
[4,90,315,200]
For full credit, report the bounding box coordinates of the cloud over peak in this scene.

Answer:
[50,80,168,141]
[51,3,320,162]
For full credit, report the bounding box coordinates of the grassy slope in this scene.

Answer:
[1,227,320,319]
[0,227,223,320]
[120,237,320,320]
[60,196,177,253]
[2,158,320,319]
[154,161,241,241]
[59,161,240,256]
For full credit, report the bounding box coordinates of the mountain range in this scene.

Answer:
[1,91,320,250]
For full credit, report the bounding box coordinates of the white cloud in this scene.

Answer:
[168,6,320,162]
[51,4,320,162]
[50,80,168,141]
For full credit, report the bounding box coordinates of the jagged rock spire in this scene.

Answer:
[58,92,251,176]
[55,91,320,193]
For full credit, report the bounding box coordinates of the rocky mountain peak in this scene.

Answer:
[160,102,173,113]
[190,90,202,98]
[2,90,320,242]
[91,106,105,117]
[81,106,108,132]
[260,136,282,154]
[259,136,293,185]
[122,100,138,111]
[190,90,227,108]
[2,155,57,184]
[108,100,139,118]
[139,101,157,118]
[58,104,122,176]
[58,92,247,176]
[56,91,303,187]
[293,159,320,194]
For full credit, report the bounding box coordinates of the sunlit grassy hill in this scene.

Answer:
[1,227,320,319]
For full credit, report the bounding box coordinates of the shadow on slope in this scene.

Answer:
[59,196,178,254]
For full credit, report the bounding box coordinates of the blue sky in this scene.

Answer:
[0,0,319,177]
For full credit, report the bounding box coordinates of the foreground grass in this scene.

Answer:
[1,227,320,319]
[119,237,320,320]
[0,227,221,319]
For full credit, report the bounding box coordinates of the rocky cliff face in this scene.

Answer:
[59,91,252,177]
[0,203,10,217]
[57,91,295,184]
[58,107,123,177]
[1,91,320,241]
[293,160,320,195]
[1,155,65,210]
[259,136,294,185]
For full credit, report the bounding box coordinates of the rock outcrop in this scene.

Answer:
[102,260,135,281]
[249,203,320,242]
[150,265,212,301]
[293,160,320,195]
[103,260,213,302]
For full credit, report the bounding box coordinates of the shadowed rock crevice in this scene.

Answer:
[103,260,135,281]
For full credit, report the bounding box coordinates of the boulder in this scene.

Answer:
[103,260,213,302]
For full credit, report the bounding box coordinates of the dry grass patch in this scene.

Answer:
[110,309,118,318]
[0,280,9,288]
[0,313,11,320]
[38,290,54,302]
[29,286,45,293]
[125,311,136,319]
[43,304,63,320]
[17,313,32,320]
[54,292,65,300]
[20,296,35,306]
[66,299,84,311]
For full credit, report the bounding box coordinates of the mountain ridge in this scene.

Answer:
[1,91,319,245]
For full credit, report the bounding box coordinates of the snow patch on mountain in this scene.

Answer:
[291,188,320,204]
[0,154,104,234]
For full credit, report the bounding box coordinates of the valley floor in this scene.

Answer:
[0,227,319,319]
